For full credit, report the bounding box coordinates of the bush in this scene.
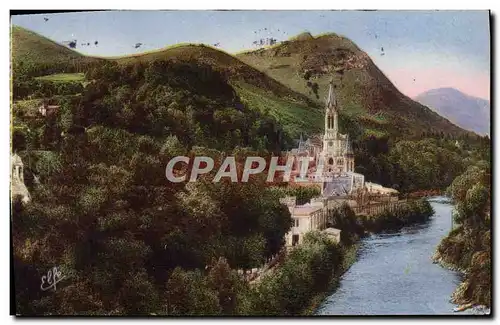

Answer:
[434,162,491,307]
[360,199,434,233]
[246,232,343,315]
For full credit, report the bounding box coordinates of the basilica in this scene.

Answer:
[282,80,398,246]
[288,80,394,197]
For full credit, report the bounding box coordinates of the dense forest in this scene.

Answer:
[12,60,296,314]
[352,134,490,193]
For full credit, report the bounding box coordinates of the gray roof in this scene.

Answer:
[323,174,353,196]
[323,228,342,235]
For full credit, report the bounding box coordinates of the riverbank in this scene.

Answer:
[247,198,435,315]
[316,198,489,315]
[432,164,491,311]
[408,189,443,198]
[303,243,358,315]
[433,226,491,309]
[358,199,434,234]
[433,241,491,315]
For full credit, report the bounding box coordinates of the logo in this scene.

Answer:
[40,266,66,291]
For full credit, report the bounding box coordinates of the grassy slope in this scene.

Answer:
[11,26,101,73]
[112,44,317,105]
[12,26,81,64]
[234,82,322,137]
[236,33,470,138]
[35,73,85,82]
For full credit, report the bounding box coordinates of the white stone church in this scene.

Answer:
[283,80,398,247]
[288,80,371,197]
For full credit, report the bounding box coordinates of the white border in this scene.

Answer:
[2,1,496,324]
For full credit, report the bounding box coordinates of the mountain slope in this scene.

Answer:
[11,25,102,75]
[112,44,317,106]
[110,44,324,138]
[236,32,470,138]
[11,27,471,141]
[11,27,322,139]
[415,88,490,136]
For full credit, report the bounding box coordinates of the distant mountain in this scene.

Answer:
[415,88,490,136]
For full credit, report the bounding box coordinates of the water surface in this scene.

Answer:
[316,197,486,315]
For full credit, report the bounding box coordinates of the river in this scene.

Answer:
[316,197,488,315]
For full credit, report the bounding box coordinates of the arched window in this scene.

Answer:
[328,158,334,165]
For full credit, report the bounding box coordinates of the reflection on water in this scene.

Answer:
[316,197,485,315]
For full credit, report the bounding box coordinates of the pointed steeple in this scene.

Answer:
[325,78,337,110]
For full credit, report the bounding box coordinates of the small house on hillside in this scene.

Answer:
[38,102,60,117]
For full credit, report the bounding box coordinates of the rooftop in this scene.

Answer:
[292,205,323,216]
[323,228,342,235]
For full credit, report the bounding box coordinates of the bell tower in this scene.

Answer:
[324,79,338,139]
[322,80,341,158]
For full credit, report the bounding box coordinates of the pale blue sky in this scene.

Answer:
[11,10,490,99]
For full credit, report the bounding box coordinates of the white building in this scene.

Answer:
[285,204,326,246]
[11,153,30,204]
[281,196,342,247]
[323,228,342,243]
[365,182,399,195]
[287,79,398,198]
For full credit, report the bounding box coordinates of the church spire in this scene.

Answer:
[326,78,337,110]
[324,78,339,134]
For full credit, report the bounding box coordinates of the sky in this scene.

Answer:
[11,10,490,100]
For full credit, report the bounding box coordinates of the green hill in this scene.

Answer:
[110,43,324,138]
[11,27,323,140]
[112,44,317,105]
[11,25,102,76]
[237,32,470,138]
[11,26,471,141]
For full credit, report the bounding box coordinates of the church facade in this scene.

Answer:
[280,83,398,246]
[282,80,399,247]
[320,82,355,175]
[288,80,387,197]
